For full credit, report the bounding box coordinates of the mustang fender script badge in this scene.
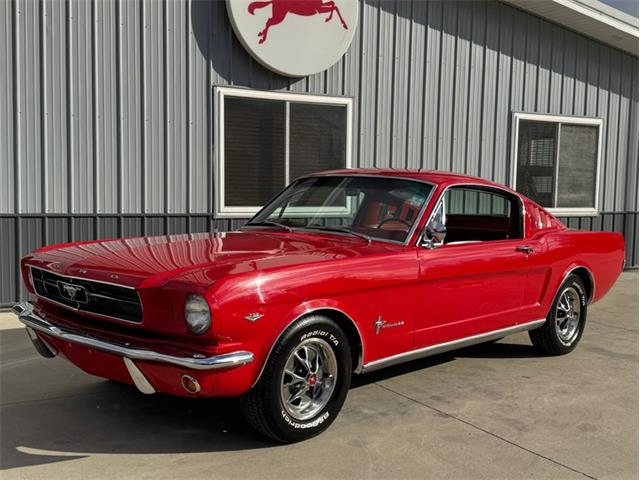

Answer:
[374,316,405,335]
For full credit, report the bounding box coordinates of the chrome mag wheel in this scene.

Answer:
[555,287,582,346]
[280,338,338,421]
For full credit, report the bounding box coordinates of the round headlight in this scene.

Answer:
[184,294,211,335]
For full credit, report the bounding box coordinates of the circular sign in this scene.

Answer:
[226,0,359,77]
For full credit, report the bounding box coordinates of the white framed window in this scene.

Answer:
[215,87,353,217]
[511,112,603,216]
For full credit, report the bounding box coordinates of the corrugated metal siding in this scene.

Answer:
[0,1,14,214]
[0,0,638,306]
[7,0,635,213]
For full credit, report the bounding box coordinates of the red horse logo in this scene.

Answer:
[248,0,349,44]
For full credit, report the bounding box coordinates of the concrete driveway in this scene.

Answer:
[1,273,637,479]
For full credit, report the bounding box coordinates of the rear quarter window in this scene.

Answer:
[525,201,563,236]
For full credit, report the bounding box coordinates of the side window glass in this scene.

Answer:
[442,188,522,243]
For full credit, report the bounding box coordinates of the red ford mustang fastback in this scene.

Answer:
[14,170,625,442]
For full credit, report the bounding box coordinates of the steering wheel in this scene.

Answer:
[377,217,412,229]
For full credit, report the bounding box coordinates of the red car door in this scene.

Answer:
[412,185,532,348]
[414,240,530,348]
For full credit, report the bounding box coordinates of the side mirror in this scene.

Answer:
[421,221,447,249]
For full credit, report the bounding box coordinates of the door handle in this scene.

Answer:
[516,245,534,254]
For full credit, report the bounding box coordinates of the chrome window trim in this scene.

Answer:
[415,182,527,247]
[246,173,437,247]
[29,266,143,325]
[360,318,546,373]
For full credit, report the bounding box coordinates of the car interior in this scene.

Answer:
[439,187,523,244]
[263,178,522,244]
[267,178,432,242]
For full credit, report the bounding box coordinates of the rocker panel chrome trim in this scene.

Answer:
[360,319,546,373]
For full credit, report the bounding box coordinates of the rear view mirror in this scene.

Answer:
[421,221,447,249]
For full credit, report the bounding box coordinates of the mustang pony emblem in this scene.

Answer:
[57,282,88,303]
[248,0,349,44]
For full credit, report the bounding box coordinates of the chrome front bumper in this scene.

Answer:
[12,301,254,393]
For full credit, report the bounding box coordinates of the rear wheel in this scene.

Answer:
[529,274,587,355]
[241,315,352,443]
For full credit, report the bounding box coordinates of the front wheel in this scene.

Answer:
[241,315,352,443]
[529,273,587,355]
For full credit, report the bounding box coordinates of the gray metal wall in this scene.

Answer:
[1,0,638,306]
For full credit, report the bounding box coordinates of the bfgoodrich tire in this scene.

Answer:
[529,274,588,355]
[240,315,352,443]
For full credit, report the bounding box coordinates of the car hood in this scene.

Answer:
[23,230,401,289]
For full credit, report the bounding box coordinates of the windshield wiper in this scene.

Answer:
[303,225,371,244]
[245,220,293,232]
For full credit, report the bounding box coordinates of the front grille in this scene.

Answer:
[30,267,143,323]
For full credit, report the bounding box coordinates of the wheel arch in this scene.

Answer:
[561,265,595,304]
[310,308,364,373]
[251,306,365,388]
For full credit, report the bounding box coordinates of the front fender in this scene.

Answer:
[247,298,365,389]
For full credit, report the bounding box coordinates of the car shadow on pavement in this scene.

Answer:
[1,379,277,471]
[351,340,541,387]
[1,336,539,471]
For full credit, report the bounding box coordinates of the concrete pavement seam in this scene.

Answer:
[374,382,598,480]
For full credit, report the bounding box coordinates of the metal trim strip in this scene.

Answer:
[12,302,254,371]
[29,264,137,290]
[245,173,438,246]
[415,182,527,247]
[29,266,144,324]
[123,357,157,394]
[251,306,366,388]
[360,319,546,373]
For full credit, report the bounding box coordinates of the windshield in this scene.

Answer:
[247,176,434,243]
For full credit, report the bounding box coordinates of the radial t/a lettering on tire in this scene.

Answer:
[529,273,587,355]
[240,315,352,443]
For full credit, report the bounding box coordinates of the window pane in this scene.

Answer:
[252,176,432,243]
[224,97,285,207]
[556,124,598,208]
[445,189,510,217]
[289,103,347,179]
[515,121,557,207]
[443,188,520,242]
